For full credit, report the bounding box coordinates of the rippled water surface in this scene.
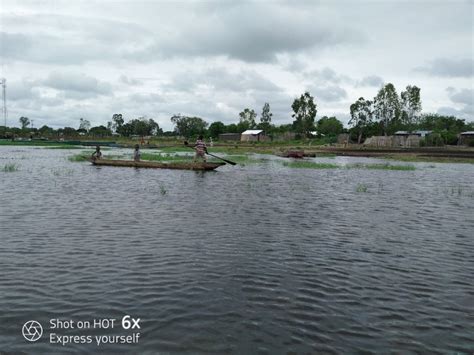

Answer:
[1,147,473,354]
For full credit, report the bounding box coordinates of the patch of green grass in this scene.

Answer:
[351,163,416,171]
[283,161,339,169]
[356,183,368,192]
[3,163,19,172]
[140,152,193,162]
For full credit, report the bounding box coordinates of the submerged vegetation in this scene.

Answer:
[356,183,368,193]
[283,161,339,169]
[2,163,19,172]
[282,161,416,171]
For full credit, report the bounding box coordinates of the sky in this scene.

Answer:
[1,0,473,131]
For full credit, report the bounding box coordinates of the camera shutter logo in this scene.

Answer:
[22,320,43,342]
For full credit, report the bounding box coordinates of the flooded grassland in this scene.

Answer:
[0,146,473,353]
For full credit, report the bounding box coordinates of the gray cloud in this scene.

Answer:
[127,5,365,63]
[1,14,152,65]
[307,67,353,85]
[437,106,471,118]
[439,87,474,119]
[415,58,474,77]
[444,87,474,120]
[40,72,112,96]
[310,85,348,102]
[2,1,473,129]
[7,80,36,101]
[165,67,283,94]
[448,88,473,105]
[357,75,384,87]
[119,75,143,86]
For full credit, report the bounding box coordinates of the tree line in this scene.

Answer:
[4,82,473,144]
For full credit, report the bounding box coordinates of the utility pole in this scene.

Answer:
[1,78,6,138]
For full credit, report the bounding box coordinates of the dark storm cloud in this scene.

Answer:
[415,58,474,77]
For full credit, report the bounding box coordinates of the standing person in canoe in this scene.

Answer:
[194,135,207,162]
[133,144,141,162]
[91,145,103,160]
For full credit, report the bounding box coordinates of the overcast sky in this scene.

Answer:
[1,0,473,130]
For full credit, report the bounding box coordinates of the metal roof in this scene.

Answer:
[460,131,474,135]
[242,130,263,135]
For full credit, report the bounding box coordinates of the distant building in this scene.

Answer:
[414,130,432,138]
[309,131,325,137]
[241,130,268,142]
[218,133,241,141]
[394,130,432,138]
[458,131,474,146]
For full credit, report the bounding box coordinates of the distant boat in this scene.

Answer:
[89,158,225,171]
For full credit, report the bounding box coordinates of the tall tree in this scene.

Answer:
[349,97,373,143]
[170,114,208,138]
[19,116,30,129]
[79,118,91,132]
[239,108,257,130]
[259,102,273,132]
[292,92,317,138]
[373,83,400,135]
[111,113,124,133]
[400,85,422,126]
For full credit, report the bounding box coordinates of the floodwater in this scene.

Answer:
[0,146,473,354]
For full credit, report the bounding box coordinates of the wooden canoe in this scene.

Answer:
[89,158,225,171]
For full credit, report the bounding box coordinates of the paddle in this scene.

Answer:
[184,141,237,165]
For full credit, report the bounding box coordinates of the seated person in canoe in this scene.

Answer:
[91,145,103,160]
